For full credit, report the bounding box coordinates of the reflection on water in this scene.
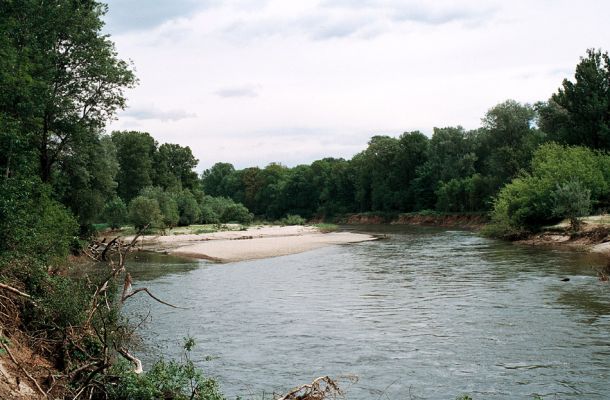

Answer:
[126,226,610,399]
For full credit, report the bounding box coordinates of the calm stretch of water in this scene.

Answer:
[126,226,610,399]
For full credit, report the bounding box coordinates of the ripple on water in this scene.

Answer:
[126,226,610,400]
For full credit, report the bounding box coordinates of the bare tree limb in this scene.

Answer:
[117,348,142,374]
[1,341,47,398]
[0,283,33,300]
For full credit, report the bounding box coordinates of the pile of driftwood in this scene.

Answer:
[83,237,121,262]
[276,375,357,400]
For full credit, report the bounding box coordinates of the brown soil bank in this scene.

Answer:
[344,213,488,228]
[517,225,610,256]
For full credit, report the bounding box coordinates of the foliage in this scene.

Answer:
[112,131,157,202]
[103,197,128,229]
[199,195,252,224]
[435,174,496,212]
[538,48,610,150]
[139,187,180,229]
[176,190,201,226]
[280,214,307,225]
[129,196,162,230]
[106,339,224,400]
[552,179,592,231]
[0,178,78,265]
[154,143,200,192]
[221,203,253,224]
[487,144,608,236]
[0,0,135,185]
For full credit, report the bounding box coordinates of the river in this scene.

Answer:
[125,226,610,399]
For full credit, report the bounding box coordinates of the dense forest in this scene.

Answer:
[1,0,610,398]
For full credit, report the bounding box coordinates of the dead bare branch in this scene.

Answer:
[1,340,47,398]
[0,282,34,302]
[117,348,143,374]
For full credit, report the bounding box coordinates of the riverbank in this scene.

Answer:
[342,212,488,229]
[125,225,377,263]
[342,212,610,257]
[516,220,610,257]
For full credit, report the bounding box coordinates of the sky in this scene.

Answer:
[103,0,610,171]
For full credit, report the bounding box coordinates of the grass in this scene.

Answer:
[313,223,339,233]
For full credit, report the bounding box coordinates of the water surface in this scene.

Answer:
[126,226,610,399]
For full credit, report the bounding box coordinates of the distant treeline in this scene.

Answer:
[2,39,610,237]
[201,49,610,236]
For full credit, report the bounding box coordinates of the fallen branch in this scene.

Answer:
[277,376,353,400]
[1,340,47,398]
[0,283,33,301]
[117,348,143,374]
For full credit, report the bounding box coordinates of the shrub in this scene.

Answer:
[280,214,306,225]
[0,178,78,264]
[129,196,162,230]
[106,338,224,400]
[140,187,179,229]
[199,196,252,224]
[552,179,591,231]
[103,197,128,229]
[221,203,253,224]
[176,190,200,226]
[488,144,610,236]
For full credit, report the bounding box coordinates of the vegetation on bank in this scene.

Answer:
[1,0,610,398]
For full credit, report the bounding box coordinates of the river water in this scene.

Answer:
[126,226,610,399]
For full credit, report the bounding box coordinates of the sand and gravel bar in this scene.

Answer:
[127,225,376,263]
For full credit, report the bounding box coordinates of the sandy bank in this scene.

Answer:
[128,225,376,263]
[516,223,610,257]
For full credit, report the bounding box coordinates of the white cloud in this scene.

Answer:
[214,85,260,98]
[105,0,610,170]
[120,105,197,122]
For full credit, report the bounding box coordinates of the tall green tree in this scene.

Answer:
[538,49,610,150]
[154,143,199,191]
[0,0,135,183]
[202,162,235,197]
[112,131,157,202]
[477,100,542,188]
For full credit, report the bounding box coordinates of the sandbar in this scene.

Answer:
[128,225,376,263]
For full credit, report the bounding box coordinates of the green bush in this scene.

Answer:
[0,178,78,265]
[103,197,128,229]
[280,214,306,225]
[176,190,200,226]
[199,195,252,224]
[488,144,609,236]
[106,339,224,400]
[552,179,591,231]
[140,187,179,229]
[129,196,162,230]
[221,203,253,224]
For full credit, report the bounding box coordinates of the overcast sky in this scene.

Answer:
[103,0,610,171]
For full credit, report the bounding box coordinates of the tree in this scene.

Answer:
[478,100,541,186]
[154,143,199,192]
[552,179,591,232]
[488,144,609,235]
[175,190,200,226]
[139,187,179,229]
[201,163,236,197]
[103,197,128,229]
[0,0,136,183]
[538,49,610,150]
[112,131,157,202]
[128,196,162,230]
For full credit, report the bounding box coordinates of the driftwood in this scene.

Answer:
[276,376,357,400]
